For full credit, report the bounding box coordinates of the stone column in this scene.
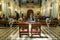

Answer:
[43,0,52,17]
[52,0,56,18]
[45,0,49,17]
[11,0,15,16]
[41,0,45,16]
[4,0,9,19]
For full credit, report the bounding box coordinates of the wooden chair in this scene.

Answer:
[31,22,41,37]
[19,23,29,37]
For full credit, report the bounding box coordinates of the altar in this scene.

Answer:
[19,22,41,37]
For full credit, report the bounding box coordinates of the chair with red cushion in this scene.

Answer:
[19,23,29,37]
[31,22,41,37]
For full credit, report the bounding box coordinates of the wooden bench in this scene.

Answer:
[13,20,20,25]
[50,20,58,26]
[40,20,46,25]
[40,20,58,26]
[0,20,9,26]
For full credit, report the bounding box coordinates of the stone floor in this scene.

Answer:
[0,25,60,40]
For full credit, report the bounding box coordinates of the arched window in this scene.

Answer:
[21,0,27,4]
[33,0,38,5]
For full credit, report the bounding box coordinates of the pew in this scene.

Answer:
[50,20,58,26]
[40,20,46,25]
[13,20,20,25]
[0,20,9,26]
[40,20,58,26]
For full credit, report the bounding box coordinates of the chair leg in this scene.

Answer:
[20,35,21,37]
[31,33,33,37]
[28,33,29,37]
[19,33,22,37]
[39,32,41,37]
[31,34,33,38]
[38,27,41,37]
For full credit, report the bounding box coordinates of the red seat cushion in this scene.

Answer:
[20,29,28,33]
[31,29,40,33]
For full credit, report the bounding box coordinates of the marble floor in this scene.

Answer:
[0,25,60,40]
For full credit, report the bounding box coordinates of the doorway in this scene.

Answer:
[27,9,34,18]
